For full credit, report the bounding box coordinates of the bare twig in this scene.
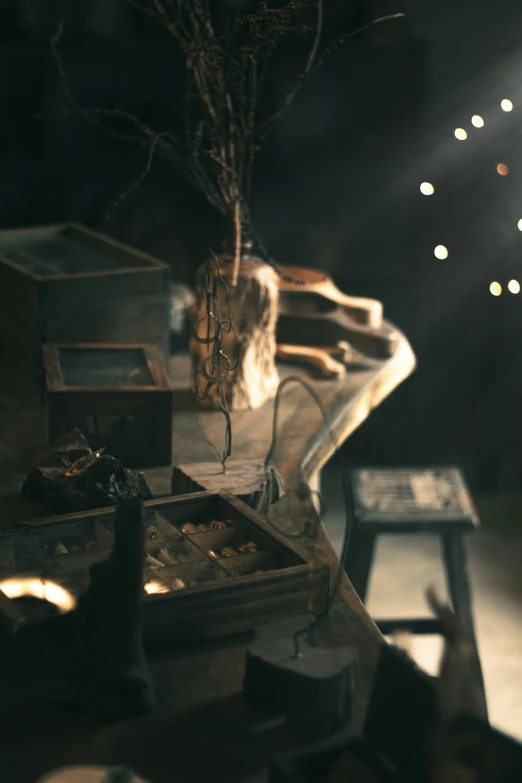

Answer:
[232,201,242,287]
[256,11,405,143]
[49,3,406,279]
[103,131,170,220]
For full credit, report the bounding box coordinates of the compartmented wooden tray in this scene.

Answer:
[1,491,329,651]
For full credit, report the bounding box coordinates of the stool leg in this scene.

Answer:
[441,532,488,720]
[343,533,376,604]
[441,533,476,642]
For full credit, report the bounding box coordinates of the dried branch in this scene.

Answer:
[103,131,171,220]
[256,11,405,143]
[49,3,406,285]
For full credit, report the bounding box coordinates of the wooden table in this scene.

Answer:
[0,327,415,783]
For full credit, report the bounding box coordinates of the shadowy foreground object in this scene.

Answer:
[22,429,152,514]
[244,615,358,741]
[270,590,522,782]
[37,766,148,783]
[64,499,156,718]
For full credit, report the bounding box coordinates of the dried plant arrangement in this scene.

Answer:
[50,1,403,285]
[49,1,404,410]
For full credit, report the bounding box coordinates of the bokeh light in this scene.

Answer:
[144,580,169,595]
[501,99,513,112]
[0,577,76,612]
[497,163,509,176]
[420,182,435,195]
[454,128,468,140]
[490,282,502,296]
[471,115,484,127]
[434,245,449,260]
[508,280,520,294]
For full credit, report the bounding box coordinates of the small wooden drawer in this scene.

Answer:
[4,491,330,655]
[42,342,173,468]
[0,222,171,386]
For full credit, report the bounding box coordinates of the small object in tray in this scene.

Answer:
[147,525,159,540]
[209,519,227,530]
[171,578,186,590]
[221,546,237,558]
[238,541,257,553]
[144,579,169,595]
[181,522,198,534]
[207,549,218,558]
[197,523,210,532]
[53,541,69,556]
[156,548,179,566]
[146,553,165,568]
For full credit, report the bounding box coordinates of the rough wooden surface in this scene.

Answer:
[0,324,415,783]
[170,459,284,514]
[190,257,280,410]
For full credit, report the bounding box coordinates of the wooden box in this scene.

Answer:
[1,491,329,658]
[0,222,171,386]
[42,343,173,468]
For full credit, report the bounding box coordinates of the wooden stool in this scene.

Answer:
[344,467,480,646]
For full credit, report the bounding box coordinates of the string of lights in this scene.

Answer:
[420,97,520,297]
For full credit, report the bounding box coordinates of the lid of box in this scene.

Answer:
[0,223,166,280]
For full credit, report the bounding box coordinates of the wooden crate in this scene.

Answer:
[0,222,171,386]
[42,342,173,468]
[1,491,329,657]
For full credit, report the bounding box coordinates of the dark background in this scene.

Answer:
[2,0,522,490]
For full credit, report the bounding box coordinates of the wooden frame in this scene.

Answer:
[42,342,173,468]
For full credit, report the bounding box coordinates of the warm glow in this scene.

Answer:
[434,245,449,260]
[490,282,502,296]
[501,99,513,112]
[420,182,435,195]
[144,579,169,595]
[518,219,522,231]
[454,128,468,140]
[497,163,509,176]
[0,577,76,613]
[508,279,520,294]
[471,115,484,127]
